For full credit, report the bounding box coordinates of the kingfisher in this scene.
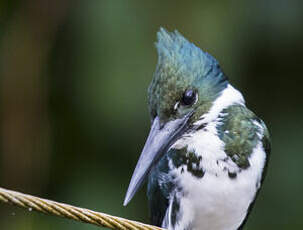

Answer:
[123,28,270,230]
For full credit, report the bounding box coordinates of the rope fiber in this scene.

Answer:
[0,187,163,230]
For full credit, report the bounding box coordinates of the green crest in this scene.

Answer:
[148,28,228,124]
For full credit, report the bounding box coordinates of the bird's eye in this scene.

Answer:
[181,89,197,106]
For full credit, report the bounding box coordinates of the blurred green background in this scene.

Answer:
[0,0,302,229]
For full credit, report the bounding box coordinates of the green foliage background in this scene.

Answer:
[0,0,302,229]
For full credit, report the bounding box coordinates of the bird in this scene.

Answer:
[123,28,271,230]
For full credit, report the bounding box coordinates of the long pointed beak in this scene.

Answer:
[123,112,193,206]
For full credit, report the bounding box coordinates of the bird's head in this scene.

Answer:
[124,28,228,205]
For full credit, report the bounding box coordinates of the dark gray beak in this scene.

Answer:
[123,112,193,206]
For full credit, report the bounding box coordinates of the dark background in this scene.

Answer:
[0,0,302,229]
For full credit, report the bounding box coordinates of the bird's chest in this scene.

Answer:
[173,169,257,230]
[162,126,262,230]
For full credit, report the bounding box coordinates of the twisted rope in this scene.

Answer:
[0,187,163,230]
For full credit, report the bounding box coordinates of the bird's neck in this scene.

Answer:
[195,84,245,126]
[171,84,245,158]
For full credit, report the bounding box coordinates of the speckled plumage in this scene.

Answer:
[147,102,270,230]
[216,104,269,169]
[124,28,271,230]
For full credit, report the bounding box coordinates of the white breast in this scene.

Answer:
[167,122,266,230]
[163,84,266,230]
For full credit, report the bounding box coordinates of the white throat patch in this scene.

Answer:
[195,84,245,126]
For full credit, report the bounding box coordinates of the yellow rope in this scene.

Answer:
[0,187,163,230]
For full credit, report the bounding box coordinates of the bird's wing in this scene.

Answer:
[147,171,169,227]
[147,152,176,227]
